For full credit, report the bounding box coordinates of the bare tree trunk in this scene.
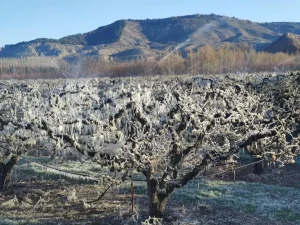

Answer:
[147,179,169,218]
[0,155,19,190]
[145,166,174,219]
[0,162,5,190]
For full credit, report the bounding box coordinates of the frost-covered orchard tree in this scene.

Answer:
[0,79,101,189]
[242,73,300,172]
[83,74,300,218]
[0,81,49,189]
[0,73,299,219]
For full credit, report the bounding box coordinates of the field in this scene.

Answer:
[0,157,299,225]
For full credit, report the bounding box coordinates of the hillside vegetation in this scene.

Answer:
[2,14,300,60]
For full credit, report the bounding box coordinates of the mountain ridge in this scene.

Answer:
[1,14,300,60]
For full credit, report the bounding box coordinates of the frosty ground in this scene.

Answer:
[0,157,299,225]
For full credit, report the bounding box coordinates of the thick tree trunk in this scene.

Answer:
[148,181,169,218]
[145,166,173,219]
[0,162,5,190]
[0,155,19,190]
[149,197,168,218]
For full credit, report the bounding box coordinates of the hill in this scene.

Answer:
[1,14,300,60]
[259,22,300,35]
[265,32,300,53]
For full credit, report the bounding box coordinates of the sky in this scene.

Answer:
[1,0,300,47]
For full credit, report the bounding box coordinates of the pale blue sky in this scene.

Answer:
[1,0,300,47]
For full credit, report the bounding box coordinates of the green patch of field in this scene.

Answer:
[13,157,110,184]
[175,179,300,224]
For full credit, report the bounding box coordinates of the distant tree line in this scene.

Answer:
[0,44,299,79]
[80,44,300,77]
[0,57,68,79]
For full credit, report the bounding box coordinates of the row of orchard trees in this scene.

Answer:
[0,73,300,218]
[0,44,300,78]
